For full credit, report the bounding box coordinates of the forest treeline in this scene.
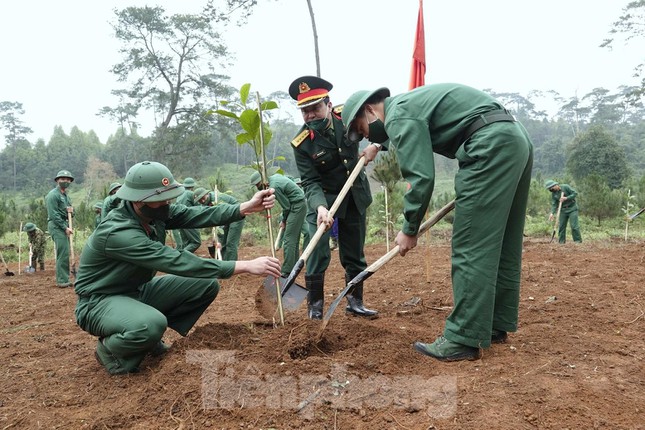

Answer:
[1,2,644,238]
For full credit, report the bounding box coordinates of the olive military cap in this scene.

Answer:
[193,187,209,203]
[23,223,37,232]
[544,180,559,190]
[182,177,196,188]
[54,170,74,182]
[341,87,391,134]
[115,161,184,203]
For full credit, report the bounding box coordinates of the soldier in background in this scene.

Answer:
[545,180,582,243]
[93,202,103,229]
[172,177,201,253]
[101,182,122,220]
[193,187,245,261]
[23,222,47,271]
[45,169,74,287]
[251,171,306,277]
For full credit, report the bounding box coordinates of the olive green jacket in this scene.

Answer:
[45,186,72,231]
[381,83,506,235]
[267,174,305,221]
[550,184,579,214]
[101,194,122,221]
[291,113,372,218]
[74,201,244,297]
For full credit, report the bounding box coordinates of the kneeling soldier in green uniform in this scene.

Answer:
[23,222,47,271]
[343,84,534,362]
[74,161,280,375]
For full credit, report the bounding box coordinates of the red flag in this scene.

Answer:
[408,0,426,90]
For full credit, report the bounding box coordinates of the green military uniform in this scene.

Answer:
[101,182,122,221]
[74,161,246,375]
[173,178,201,253]
[343,84,534,356]
[545,181,582,243]
[251,172,306,276]
[194,189,245,261]
[289,75,376,319]
[45,169,74,286]
[93,202,103,229]
[23,223,46,271]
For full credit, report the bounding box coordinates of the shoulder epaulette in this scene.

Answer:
[291,129,309,147]
[332,105,344,114]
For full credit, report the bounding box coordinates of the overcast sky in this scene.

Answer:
[0,0,642,147]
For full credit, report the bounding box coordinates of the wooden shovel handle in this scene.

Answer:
[298,156,366,263]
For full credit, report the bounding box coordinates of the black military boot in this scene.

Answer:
[40,262,45,271]
[345,273,378,318]
[305,273,325,320]
[207,245,216,258]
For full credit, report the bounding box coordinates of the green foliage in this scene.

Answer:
[566,125,630,189]
[212,84,282,178]
[578,174,623,225]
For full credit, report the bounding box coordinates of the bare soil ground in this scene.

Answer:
[1,238,644,429]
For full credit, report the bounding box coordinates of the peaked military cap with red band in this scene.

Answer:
[288,76,333,109]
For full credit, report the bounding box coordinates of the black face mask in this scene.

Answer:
[139,203,171,221]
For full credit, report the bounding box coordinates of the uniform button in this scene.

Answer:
[338,148,342,152]
[343,159,348,164]
[346,171,350,176]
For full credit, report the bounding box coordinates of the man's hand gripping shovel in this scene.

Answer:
[255,156,368,320]
[316,199,456,341]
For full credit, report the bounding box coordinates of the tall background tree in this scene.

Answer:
[566,125,630,189]
[0,102,32,191]
[601,0,645,99]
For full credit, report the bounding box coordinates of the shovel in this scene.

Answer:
[273,224,284,252]
[0,250,15,276]
[68,211,77,277]
[627,206,645,221]
[316,199,456,340]
[550,192,564,243]
[25,244,36,274]
[255,156,367,319]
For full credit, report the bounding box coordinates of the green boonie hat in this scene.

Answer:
[183,177,196,188]
[250,171,262,186]
[108,182,122,195]
[23,223,37,232]
[544,180,559,190]
[193,187,209,203]
[54,170,74,182]
[341,88,391,133]
[115,161,184,203]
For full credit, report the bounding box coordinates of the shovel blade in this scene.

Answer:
[25,266,35,274]
[255,276,307,319]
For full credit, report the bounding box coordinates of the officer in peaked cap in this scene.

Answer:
[73,161,280,375]
[288,75,333,109]
[288,75,380,320]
